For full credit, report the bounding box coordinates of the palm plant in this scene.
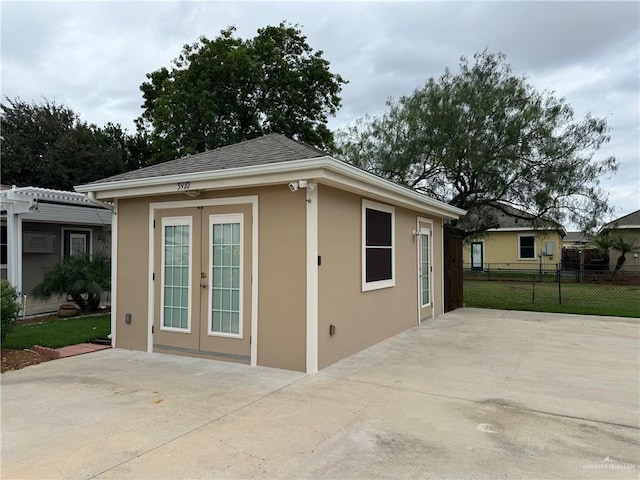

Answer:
[610,235,639,276]
[32,253,111,313]
[589,232,613,264]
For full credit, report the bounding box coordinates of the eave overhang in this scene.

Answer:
[76,156,466,220]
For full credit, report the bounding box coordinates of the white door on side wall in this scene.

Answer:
[418,224,433,322]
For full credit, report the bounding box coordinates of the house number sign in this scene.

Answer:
[177,182,191,191]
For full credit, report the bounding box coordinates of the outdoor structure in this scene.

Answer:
[600,209,640,274]
[0,186,112,315]
[461,204,566,272]
[562,231,589,249]
[76,134,465,373]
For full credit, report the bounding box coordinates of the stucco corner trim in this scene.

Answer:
[306,185,319,374]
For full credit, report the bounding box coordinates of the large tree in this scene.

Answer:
[336,51,618,234]
[1,98,136,190]
[137,22,347,164]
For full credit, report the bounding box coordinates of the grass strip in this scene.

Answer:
[1,314,110,349]
[464,280,640,318]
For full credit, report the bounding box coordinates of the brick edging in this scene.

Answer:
[32,345,61,360]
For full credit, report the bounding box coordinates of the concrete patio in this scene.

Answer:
[1,308,638,479]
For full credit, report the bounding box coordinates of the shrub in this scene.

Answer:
[32,253,111,313]
[1,280,22,343]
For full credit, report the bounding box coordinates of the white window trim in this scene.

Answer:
[61,227,93,257]
[207,213,243,339]
[420,227,432,308]
[517,233,537,260]
[160,216,193,333]
[362,199,395,292]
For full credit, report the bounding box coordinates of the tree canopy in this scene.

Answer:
[336,50,618,234]
[0,98,142,190]
[137,23,347,164]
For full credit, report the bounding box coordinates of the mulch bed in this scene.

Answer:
[2,314,70,373]
[1,310,111,373]
[1,348,51,373]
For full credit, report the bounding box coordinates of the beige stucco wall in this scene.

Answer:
[463,230,564,271]
[254,187,307,371]
[113,186,308,371]
[608,229,640,273]
[317,185,441,370]
[114,197,151,351]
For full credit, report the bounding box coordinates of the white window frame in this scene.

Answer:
[420,227,431,308]
[207,213,244,339]
[61,227,93,258]
[160,216,193,333]
[362,199,395,292]
[518,234,537,260]
[470,240,485,270]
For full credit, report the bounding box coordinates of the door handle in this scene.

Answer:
[200,283,208,289]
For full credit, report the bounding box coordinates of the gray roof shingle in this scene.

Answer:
[604,209,640,228]
[86,134,327,185]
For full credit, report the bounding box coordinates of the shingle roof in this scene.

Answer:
[457,202,564,232]
[563,231,589,243]
[86,134,327,185]
[603,209,640,229]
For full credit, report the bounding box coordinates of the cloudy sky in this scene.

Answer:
[2,0,638,223]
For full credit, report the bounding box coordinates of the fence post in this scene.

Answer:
[579,250,583,283]
[488,264,491,281]
[557,263,562,305]
[532,278,535,303]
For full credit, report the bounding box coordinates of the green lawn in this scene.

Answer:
[1,314,110,349]
[464,280,640,318]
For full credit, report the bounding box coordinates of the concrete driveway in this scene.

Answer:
[2,308,638,479]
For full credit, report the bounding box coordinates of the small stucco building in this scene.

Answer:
[77,134,464,373]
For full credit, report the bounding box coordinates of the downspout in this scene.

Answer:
[86,191,114,211]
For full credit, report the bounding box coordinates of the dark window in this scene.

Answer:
[366,248,392,282]
[364,204,394,287]
[63,230,91,257]
[366,209,392,246]
[519,236,535,259]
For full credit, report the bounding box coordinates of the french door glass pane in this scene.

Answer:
[421,234,430,305]
[163,224,190,329]
[211,222,241,335]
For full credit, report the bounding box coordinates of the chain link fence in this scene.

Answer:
[463,263,640,318]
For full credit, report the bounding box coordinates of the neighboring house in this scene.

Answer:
[76,134,465,373]
[599,209,640,274]
[562,231,589,249]
[0,186,112,315]
[461,204,566,271]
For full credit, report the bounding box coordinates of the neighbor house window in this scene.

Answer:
[63,229,91,257]
[519,235,536,259]
[362,200,395,291]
